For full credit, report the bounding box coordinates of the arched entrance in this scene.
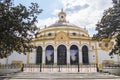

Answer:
[82,45,89,64]
[57,45,67,65]
[70,45,79,65]
[45,45,54,65]
[36,46,42,64]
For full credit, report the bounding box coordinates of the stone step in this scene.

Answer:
[1,72,120,80]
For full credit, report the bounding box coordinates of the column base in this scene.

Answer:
[79,63,83,65]
[54,63,57,66]
[67,63,70,65]
[42,63,45,67]
[89,62,96,65]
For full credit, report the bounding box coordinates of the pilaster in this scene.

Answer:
[67,48,70,64]
[54,48,57,65]
[95,42,98,64]
[42,48,45,64]
[79,49,82,64]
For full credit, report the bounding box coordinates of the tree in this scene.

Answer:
[0,0,43,58]
[93,0,120,56]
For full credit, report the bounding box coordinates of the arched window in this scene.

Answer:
[57,45,67,65]
[45,45,54,65]
[70,45,79,65]
[82,45,89,65]
[36,46,42,64]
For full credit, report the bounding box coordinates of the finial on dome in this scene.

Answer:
[58,8,66,22]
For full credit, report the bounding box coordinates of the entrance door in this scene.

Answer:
[82,45,89,64]
[57,45,67,65]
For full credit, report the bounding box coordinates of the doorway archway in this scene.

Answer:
[70,45,79,65]
[57,45,67,65]
[36,46,42,64]
[82,45,89,64]
[45,45,54,65]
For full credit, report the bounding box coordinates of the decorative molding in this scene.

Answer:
[55,31,69,42]
[99,39,114,51]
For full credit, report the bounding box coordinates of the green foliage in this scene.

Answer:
[0,0,43,58]
[109,33,120,55]
[93,0,120,55]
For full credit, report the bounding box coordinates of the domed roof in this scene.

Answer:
[48,22,79,28]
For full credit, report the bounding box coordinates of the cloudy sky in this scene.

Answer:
[14,0,113,36]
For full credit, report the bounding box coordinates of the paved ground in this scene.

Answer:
[1,72,120,80]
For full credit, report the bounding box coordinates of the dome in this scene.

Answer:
[37,9,89,37]
[48,22,79,28]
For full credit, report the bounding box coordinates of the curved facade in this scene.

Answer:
[0,10,119,69]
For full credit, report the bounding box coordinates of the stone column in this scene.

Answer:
[42,48,45,65]
[54,48,57,65]
[67,49,70,65]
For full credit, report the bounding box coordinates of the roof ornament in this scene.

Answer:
[58,8,66,22]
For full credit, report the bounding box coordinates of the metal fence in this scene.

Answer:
[0,64,19,69]
[0,64,97,73]
[102,63,120,75]
[102,63,120,69]
[23,64,97,73]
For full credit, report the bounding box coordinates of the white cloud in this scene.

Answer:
[36,0,113,36]
[36,17,57,29]
[63,0,112,28]
[52,9,61,16]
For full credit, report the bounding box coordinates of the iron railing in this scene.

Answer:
[23,64,97,72]
[0,64,19,69]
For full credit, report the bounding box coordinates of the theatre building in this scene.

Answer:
[0,10,119,69]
